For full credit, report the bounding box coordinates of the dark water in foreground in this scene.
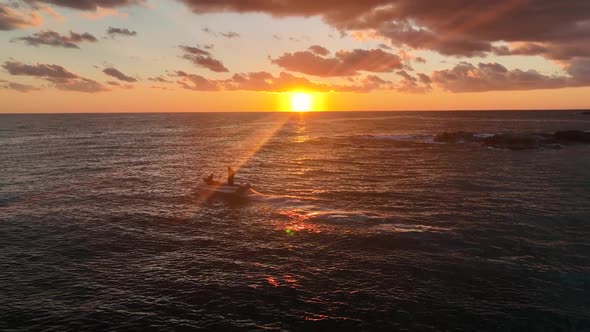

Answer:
[1,111,589,331]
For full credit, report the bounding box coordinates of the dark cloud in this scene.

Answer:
[31,0,145,11]
[378,43,392,50]
[177,0,590,61]
[271,48,404,77]
[0,80,40,93]
[414,56,427,64]
[308,45,330,56]
[103,67,137,82]
[13,30,97,48]
[150,86,171,90]
[493,42,590,61]
[2,60,78,81]
[148,76,173,83]
[106,80,134,89]
[220,31,240,39]
[0,3,42,30]
[176,70,220,91]
[179,45,210,56]
[395,70,431,93]
[199,0,590,94]
[431,62,576,93]
[202,27,241,39]
[179,45,229,72]
[106,27,137,38]
[417,73,431,84]
[2,60,107,93]
[566,58,590,83]
[54,78,108,93]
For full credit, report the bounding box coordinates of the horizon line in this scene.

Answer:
[1,108,589,115]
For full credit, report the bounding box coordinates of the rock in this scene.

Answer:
[553,130,590,143]
[482,133,549,150]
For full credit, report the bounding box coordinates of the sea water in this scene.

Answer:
[1,111,589,330]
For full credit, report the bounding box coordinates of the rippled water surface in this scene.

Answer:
[1,111,590,331]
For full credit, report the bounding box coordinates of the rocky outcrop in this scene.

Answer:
[482,133,552,150]
[433,130,589,150]
[554,130,590,143]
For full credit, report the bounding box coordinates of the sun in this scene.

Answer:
[290,92,313,112]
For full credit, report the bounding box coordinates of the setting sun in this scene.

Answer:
[290,92,313,112]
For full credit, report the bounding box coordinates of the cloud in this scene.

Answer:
[493,42,590,61]
[2,60,108,93]
[106,80,134,89]
[308,45,330,56]
[0,80,40,93]
[148,76,173,83]
[177,0,590,62]
[271,48,404,77]
[106,27,137,38]
[220,31,240,39]
[179,45,210,56]
[31,0,144,11]
[431,62,578,93]
[54,77,108,93]
[566,58,590,84]
[103,67,137,82]
[226,71,335,92]
[175,71,220,91]
[0,3,42,30]
[175,70,408,93]
[414,56,427,64]
[179,45,229,72]
[13,30,97,48]
[80,6,127,19]
[202,27,241,39]
[175,70,332,92]
[2,60,78,81]
[395,70,432,93]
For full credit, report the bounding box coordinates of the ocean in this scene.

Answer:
[1,111,589,331]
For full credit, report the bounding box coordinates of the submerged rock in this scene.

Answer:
[482,133,552,150]
[553,130,590,143]
[434,130,590,150]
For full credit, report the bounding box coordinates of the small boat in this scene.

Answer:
[201,178,252,197]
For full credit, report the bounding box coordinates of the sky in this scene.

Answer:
[1,0,590,113]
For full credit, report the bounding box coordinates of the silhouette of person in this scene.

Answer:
[205,173,215,184]
[227,166,235,185]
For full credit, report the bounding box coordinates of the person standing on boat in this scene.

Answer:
[227,166,235,186]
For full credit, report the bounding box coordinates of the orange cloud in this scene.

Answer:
[0,4,43,30]
[271,48,404,77]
